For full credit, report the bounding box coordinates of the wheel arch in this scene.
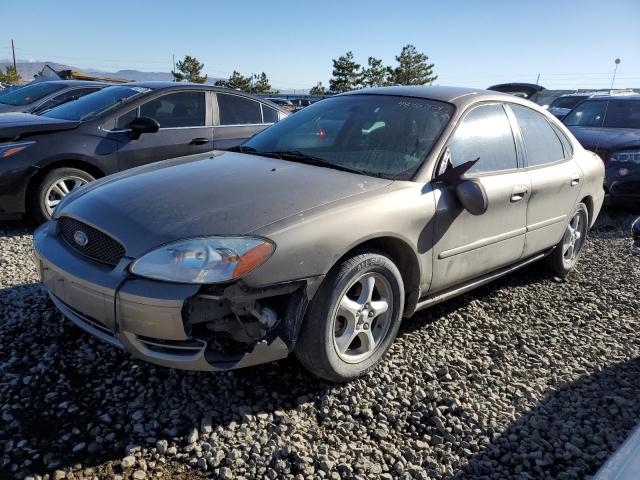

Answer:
[25,159,106,213]
[580,195,594,228]
[334,235,422,317]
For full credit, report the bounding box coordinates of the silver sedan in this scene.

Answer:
[33,86,605,382]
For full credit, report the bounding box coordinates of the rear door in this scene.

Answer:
[115,90,213,170]
[430,103,531,293]
[509,104,582,256]
[212,93,279,149]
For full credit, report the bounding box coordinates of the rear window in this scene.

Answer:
[550,96,588,110]
[0,82,65,106]
[512,105,565,166]
[217,94,262,125]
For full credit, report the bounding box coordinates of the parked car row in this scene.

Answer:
[0,81,289,221]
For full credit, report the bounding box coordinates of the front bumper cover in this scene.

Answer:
[33,220,317,371]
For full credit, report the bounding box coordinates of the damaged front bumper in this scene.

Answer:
[33,221,322,371]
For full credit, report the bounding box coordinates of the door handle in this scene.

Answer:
[511,185,528,203]
[571,174,580,186]
[190,137,210,145]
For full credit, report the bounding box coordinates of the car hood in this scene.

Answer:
[57,151,392,258]
[0,112,79,140]
[567,126,640,155]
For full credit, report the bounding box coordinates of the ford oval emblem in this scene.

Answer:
[73,230,89,247]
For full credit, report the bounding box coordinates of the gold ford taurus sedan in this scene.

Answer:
[33,86,605,382]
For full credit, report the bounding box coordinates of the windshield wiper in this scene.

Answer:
[224,145,257,153]
[261,150,368,175]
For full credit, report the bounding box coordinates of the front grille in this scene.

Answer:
[59,217,125,266]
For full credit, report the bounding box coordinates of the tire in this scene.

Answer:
[31,167,95,224]
[546,202,589,276]
[295,251,404,382]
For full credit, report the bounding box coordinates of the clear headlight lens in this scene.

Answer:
[130,236,275,284]
[609,150,640,163]
[0,140,36,158]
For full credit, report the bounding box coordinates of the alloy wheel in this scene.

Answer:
[562,209,587,264]
[332,272,393,364]
[44,176,89,216]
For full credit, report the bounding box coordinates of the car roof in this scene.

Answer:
[579,94,640,102]
[36,80,111,87]
[341,85,515,106]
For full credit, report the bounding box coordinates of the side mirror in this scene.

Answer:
[129,116,160,139]
[455,179,488,216]
[632,217,640,254]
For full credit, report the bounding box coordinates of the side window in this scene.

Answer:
[511,105,565,166]
[139,91,205,128]
[550,123,573,158]
[262,104,279,123]
[448,104,517,174]
[116,107,139,129]
[217,94,262,125]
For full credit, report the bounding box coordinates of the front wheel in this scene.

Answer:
[546,202,589,276]
[31,167,95,224]
[295,251,404,382]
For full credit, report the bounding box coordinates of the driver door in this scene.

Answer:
[429,103,530,293]
[114,90,213,170]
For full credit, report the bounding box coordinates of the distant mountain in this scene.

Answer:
[0,61,178,83]
[0,60,304,93]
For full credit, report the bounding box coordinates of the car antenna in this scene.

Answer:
[595,58,621,156]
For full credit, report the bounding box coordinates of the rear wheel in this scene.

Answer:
[546,202,589,276]
[295,251,404,382]
[32,167,94,224]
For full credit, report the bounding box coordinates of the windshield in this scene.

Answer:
[243,95,454,180]
[0,82,65,106]
[563,99,640,129]
[550,95,589,110]
[41,85,152,121]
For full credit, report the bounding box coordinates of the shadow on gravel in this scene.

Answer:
[454,358,640,479]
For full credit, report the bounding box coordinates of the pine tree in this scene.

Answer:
[392,45,437,85]
[309,82,327,96]
[252,72,273,93]
[0,65,21,85]
[215,71,253,91]
[172,55,208,83]
[360,57,392,88]
[329,51,361,93]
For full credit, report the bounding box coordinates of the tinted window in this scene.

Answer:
[244,94,453,180]
[0,82,65,106]
[448,104,517,174]
[563,99,640,129]
[218,94,262,125]
[512,105,564,166]
[262,104,278,123]
[140,91,205,128]
[116,107,139,129]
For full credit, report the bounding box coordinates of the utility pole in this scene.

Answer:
[172,54,175,81]
[11,39,17,71]
[535,73,540,85]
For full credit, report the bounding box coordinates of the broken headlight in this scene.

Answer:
[130,236,275,284]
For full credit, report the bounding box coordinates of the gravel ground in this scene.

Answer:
[0,209,638,480]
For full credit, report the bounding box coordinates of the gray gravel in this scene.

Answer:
[0,209,639,480]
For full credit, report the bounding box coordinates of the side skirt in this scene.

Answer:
[414,249,553,313]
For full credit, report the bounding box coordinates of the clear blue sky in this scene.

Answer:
[2,0,639,91]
